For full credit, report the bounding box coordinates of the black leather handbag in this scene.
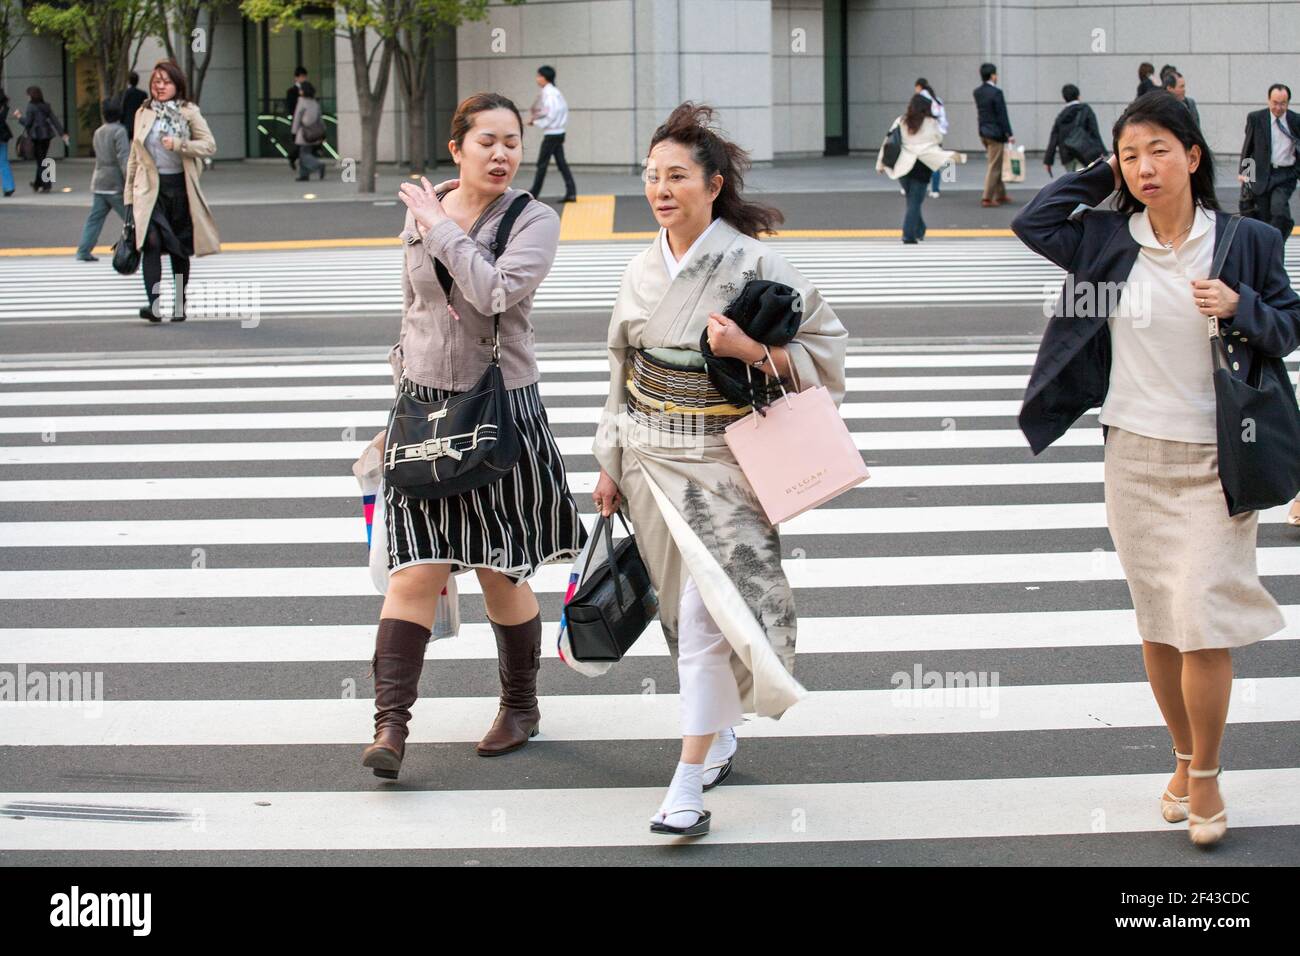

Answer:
[880,122,902,169]
[565,511,659,663]
[1208,214,1300,515]
[382,192,532,499]
[112,219,140,275]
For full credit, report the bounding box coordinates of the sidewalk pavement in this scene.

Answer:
[1,152,1249,208]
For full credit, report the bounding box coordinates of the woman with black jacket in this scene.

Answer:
[1013,91,1300,848]
[14,86,68,192]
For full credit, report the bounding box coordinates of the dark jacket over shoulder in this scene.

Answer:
[1045,101,1101,166]
[973,82,1012,142]
[1012,156,1300,454]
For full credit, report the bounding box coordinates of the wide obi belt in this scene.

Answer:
[626,348,750,436]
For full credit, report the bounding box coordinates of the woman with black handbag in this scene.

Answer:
[361,93,586,780]
[14,86,68,192]
[592,103,847,836]
[1013,91,1300,848]
[124,60,219,322]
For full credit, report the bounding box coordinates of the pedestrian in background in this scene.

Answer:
[1162,68,1201,130]
[124,60,220,322]
[119,71,147,141]
[14,86,68,193]
[916,78,949,198]
[285,66,307,172]
[973,63,1014,207]
[1137,62,1158,100]
[291,80,325,181]
[877,93,967,243]
[1238,83,1299,245]
[0,88,14,197]
[1044,84,1103,175]
[361,92,586,781]
[1014,92,1299,848]
[75,98,130,262]
[525,65,576,202]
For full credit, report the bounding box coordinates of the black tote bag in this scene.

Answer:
[1208,215,1300,515]
[564,511,658,663]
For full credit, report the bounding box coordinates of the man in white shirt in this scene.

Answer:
[1238,83,1299,245]
[526,65,577,202]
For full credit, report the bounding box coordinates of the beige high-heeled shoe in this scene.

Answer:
[1160,748,1193,823]
[1187,766,1227,846]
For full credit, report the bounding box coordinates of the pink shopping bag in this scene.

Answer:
[724,383,869,525]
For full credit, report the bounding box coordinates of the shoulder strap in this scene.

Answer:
[1209,213,1242,282]
[433,192,533,300]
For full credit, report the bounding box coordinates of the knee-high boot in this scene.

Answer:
[476,613,542,756]
[361,618,431,778]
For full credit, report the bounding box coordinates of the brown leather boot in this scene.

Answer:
[361,618,430,778]
[476,613,542,756]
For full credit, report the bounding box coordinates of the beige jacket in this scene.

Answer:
[391,186,561,390]
[124,101,220,256]
[876,115,961,181]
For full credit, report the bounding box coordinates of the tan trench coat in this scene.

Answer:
[124,102,220,256]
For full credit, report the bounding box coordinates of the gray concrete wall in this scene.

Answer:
[773,0,827,157]
[848,0,1300,158]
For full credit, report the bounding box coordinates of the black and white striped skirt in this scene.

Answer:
[384,379,588,584]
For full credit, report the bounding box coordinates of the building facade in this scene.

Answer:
[2,0,1296,168]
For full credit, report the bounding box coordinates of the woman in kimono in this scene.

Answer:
[592,103,848,836]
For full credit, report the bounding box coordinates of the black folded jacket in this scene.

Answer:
[699,278,803,413]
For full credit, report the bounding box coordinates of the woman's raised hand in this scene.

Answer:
[398,176,452,234]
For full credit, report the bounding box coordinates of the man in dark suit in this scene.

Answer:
[119,72,147,141]
[1239,83,1300,245]
[285,66,307,170]
[1162,70,1200,129]
[973,62,1014,207]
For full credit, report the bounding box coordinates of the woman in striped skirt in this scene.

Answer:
[362,93,586,779]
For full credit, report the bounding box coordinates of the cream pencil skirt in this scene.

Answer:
[1103,426,1285,651]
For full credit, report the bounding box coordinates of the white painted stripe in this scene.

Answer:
[1,678,1295,746]
[3,608,1295,664]
[4,549,1299,599]
[3,503,1294,547]
[0,463,1112,502]
[3,351,1292,385]
[0,428,1096,465]
[0,375,1049,407]
[3,768,1298,850]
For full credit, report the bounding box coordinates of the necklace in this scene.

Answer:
[1151,211,1195,249]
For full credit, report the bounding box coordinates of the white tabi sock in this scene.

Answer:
[703,727,737,786]
[653,760,706,829]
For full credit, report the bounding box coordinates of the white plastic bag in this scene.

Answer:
[353,430,459,640]
[557,517,614,677]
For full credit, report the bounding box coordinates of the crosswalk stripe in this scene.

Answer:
[2,503,1295,548]
[0,463,1114,502]
[2,678,1295,746]
[4,768,1298,850]
[4,548,1299,599]
[3,608,1295,664]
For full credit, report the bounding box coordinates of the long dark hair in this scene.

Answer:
[904,93,932,134]
[1111,90,1219,215]
[915,77,941,106]
[449,91,523,149]
[26,85,44,103]
[647,102,783,238]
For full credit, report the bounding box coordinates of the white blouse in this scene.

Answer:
[1099,204,1219,444]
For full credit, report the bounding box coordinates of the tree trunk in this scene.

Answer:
[350,28,394,194]
[406,78,427,174]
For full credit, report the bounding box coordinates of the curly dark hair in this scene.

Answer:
[647,102,783,238]
[1111,90,1220,215]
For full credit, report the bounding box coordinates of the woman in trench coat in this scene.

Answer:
[124,59,220,322]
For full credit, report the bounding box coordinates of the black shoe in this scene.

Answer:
[295,174,309,182]
[2,190,13,197]
[650,810,711,837]
[140,306,162,322]
[171,314,186,322]
[560,194,577,203]
[76,254,98,262]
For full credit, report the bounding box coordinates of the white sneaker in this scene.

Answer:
[702,727,737,791]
